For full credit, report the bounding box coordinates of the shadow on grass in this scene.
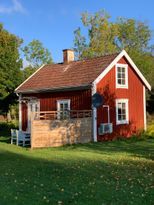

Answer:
[0,148,153,205]
[60,139,154,161]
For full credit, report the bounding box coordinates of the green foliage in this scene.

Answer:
[22,66,37,80]
[0,23,23,101]
[116,18,151,52]
[75,10,118,59]
[74,27,87,59]
[22,40,53,68]
[0,139,153,204]
[74,10,153,59]
[0,121,18,137]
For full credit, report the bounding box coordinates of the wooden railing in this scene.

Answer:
[31,110,92,121]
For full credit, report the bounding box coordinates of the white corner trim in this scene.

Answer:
[143,86,147,131]
[92,82,97,142]
[15,64,45,92]
[93,50,151,91]
[115,63,128,89]
[116,98,129,125]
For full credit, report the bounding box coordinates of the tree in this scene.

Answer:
[74,10,153,59]
[22,66,36,80]
[0,23,23,113]
[22,40,53,69]
[74,10,119,59]
[116,18,151,53]
[74,27,87,59]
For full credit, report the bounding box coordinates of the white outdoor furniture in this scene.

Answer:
[11,129,30,146]
[11,129,17,145]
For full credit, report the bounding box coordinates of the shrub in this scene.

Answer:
[0,122,18,137]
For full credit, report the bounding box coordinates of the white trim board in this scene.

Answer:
[93,50,151,91]
[15,64,45,92]
[143,86,147,131]
[91,82,97,142]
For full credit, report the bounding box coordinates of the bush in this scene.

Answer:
[0,122,18,137]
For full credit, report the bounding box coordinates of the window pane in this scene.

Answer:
[122,73,125,78]
[118,103,122,108]
[118,108,122,115]
[60,104,63,110]
[121,115,126,120]
[122,79,125,85]
[118,79,122,84]
[122,67,125,72]
[118,73,121,78]
[122,108,126,114]
[122,103,125,108]
[118,114,122,120]
[64,103,68,110]
[118,67,121,72]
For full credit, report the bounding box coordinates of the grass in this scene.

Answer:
[0,136,153,205]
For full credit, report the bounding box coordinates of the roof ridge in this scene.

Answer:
[74,52,120,63]
[45,52,120,66]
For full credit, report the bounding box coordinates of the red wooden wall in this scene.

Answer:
[21,56,145,141]
[97,56,144,140]
[21,89,91,131]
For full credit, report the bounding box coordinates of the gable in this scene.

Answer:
[93,50,151,91]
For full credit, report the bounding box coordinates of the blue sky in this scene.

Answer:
[0,0,154,63]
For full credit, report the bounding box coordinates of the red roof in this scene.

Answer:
[16,53,118,93]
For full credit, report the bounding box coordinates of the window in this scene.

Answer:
[116,99,129,125]
[116,64,128,88]
[57,99,70,119]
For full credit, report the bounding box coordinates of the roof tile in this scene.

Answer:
[16,53,118,93]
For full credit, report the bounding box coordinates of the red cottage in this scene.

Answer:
[15,49,151,146]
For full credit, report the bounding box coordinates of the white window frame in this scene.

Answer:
[57,99,71,119]
[116,99,129,125]
[116,63,128,89]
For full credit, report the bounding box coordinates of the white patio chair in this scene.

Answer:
[11,129,17,145]
[16,130,30,147]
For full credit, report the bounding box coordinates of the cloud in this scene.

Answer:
[0,0,26,14]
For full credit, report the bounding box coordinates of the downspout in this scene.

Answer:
[91,82,97,142]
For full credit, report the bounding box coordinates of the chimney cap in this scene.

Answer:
[63,48,74,52]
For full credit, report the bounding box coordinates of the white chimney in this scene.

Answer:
[63,49,74,63]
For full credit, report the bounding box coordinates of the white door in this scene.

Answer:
[28,100,40,132]
[57,100,70,119]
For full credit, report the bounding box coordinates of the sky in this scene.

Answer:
[0,0,154,63]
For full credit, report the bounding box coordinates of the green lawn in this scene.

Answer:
[0,138,153,205]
